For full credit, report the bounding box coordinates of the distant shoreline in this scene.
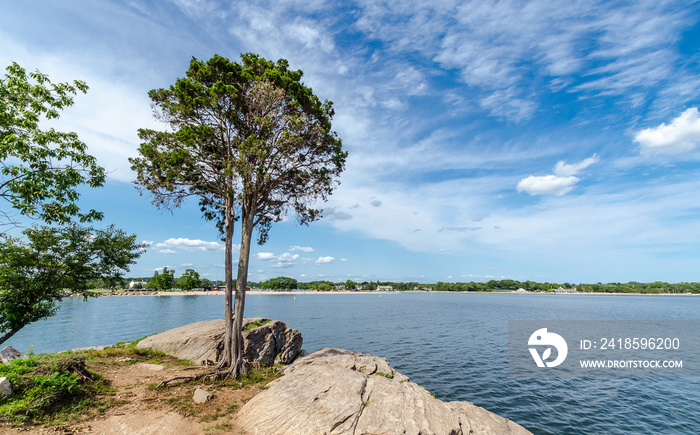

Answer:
[76,289,699,297]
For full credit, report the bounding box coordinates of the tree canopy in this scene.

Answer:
[146,267,175,290]
[0,224,146,346]
[262,276,298,291]
[0,62,105,228]
[176,268,201,290]
[131,53,346,376]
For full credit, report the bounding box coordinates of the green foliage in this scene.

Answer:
[130,53,346,373]
[0,224,146,345]
[130,53,346,239]
[0,354,110,426]
[175,268,201,290]
[243,319,271,331]
[0,62,105,227]
[146,267,175,290]
[298,280,334,290]
[261,276,298,290]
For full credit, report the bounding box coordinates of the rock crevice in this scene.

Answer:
[237,348,531,435]
[135,318,303,366]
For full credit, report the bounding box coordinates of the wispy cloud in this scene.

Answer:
[154,238,225,253]
[315,256,334,264]
[354,0,697,122]
[290,245,314,253]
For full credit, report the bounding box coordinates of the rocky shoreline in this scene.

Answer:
[136,318,532,434]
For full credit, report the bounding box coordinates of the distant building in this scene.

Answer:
[554,287,578,294]
[516,288,528,293]
[413,286,433,291]
[129,280,147,289]
[376,285,393,291]
[335,285,346,291]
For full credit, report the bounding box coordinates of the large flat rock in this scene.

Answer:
[237,348,531,435]
[135,318,302,366]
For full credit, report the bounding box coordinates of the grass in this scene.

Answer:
[372,371,394,379]
[0,354,113,426]
[0,340,281,429]
[72,336,171,366]
[160,364,281,422]
[243,319,271,331]
[0,338,186,427]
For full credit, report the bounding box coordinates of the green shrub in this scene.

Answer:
[0,354,109,425]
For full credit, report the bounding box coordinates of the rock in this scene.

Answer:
[237,348,531,435]
[0,346,24,364]
[71,345,107,352]
[137,363,166,371]
[193,388,213,403]
[0,377,11,398]
[135,318,303,366]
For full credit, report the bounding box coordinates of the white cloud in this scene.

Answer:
[517,175,580,197]
[323,207,353,221]
[290,245,314,253]
[315,256,335,264]
[272,252,300,268]
[154,238,225,252]
[257,251,300,268]
[553,155,600,177]
[158,249,179,255]
[635,108,700,155]
[517,155,599,196]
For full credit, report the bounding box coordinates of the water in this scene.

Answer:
[4,293,700,434]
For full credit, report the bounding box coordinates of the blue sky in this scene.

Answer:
[3,0,700,284]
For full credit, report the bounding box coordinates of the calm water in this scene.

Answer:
[5,293,700,434]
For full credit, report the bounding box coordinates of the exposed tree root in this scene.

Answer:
[156,371,224,388]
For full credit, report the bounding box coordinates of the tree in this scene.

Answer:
[0,224,146,346]
[147,267,175,290]
[177,268,202,290]
[262,276,298,291]
[131,54,346,376]
[0,62,105,228]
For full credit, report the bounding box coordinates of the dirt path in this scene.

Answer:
[0,356,271,434]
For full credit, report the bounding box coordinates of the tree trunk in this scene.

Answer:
[229,212,255,377]
[217,198,235,370]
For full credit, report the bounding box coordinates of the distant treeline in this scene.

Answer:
[250,278,700,294]
[430,280,700,294]
[106,276,700,294]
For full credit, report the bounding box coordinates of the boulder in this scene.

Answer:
[0,377,11,398]
[0,346,24,364]
[236,348,531,435]
[193,388,213,404]
[135,318,303,366]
